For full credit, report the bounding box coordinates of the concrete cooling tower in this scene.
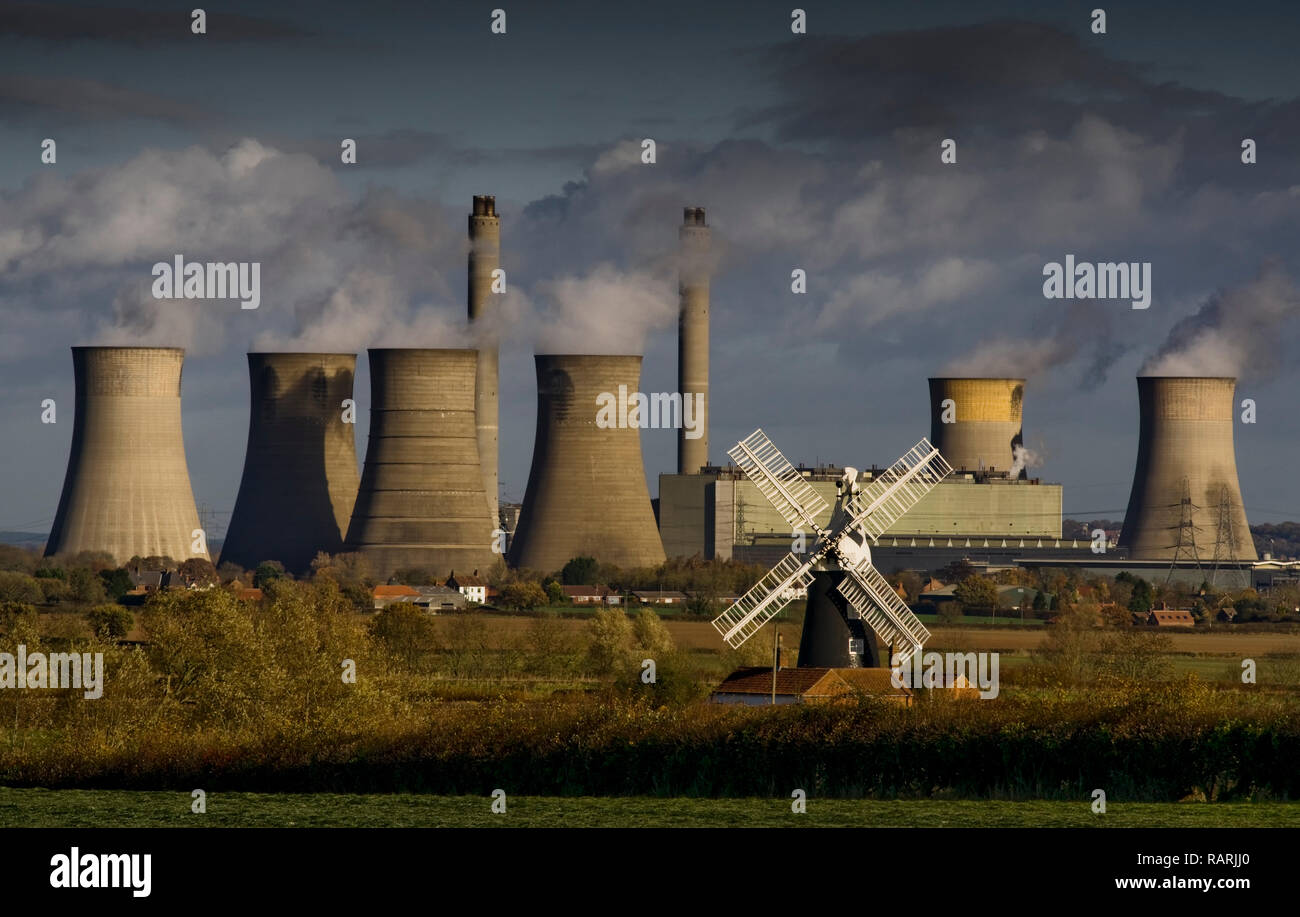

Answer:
[45,347,207,564]
[928,377,1025,474]
[677,206,710,474]
[468,194,500,526]
[508,354,666,572]
[344,348,497,579]
[1118,376,1256,561]
[220,353,361,575]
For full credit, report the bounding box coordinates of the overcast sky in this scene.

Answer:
[3,0,1300,538]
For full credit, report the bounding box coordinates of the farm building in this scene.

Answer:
[1148,608,1196,627]
[372,584,421,610]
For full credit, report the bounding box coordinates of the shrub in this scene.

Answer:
[499,581,547,611]
[37,577,72,603]
[953,575,998,610]
[1128,578,1153,614]
[177,558,218,587]
[98,567,134,600]
[370,604,439,673]
[0,571,44,605]
[560,556,599,585]
[252,560,288,589]
[67,567,106,604]
[632,609,674,658]
[586,607,636,677]
[937,602,962,625]
[86,606,134,639]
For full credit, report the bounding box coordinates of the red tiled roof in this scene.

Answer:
[563,585,605,596]
[715,666,831,695]
[374,584,420,598]
[449,574,487,587]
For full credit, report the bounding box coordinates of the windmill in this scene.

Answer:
[713,430,953,668]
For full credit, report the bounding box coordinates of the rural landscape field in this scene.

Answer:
[2,548,1298,829]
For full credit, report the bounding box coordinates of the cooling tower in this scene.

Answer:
[1118,377,1256,561]
[344,348,497,580]
[508,355,667,572]
[46,347,207,564]
[928,377,1025,474]
[678,206,710,474]
[220,353,361,575]
[468,194,500,526]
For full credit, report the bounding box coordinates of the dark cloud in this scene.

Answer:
[748,22,1220,138]
[0,2,309,43]
[745,20,1300,191]
[0,74,213,123]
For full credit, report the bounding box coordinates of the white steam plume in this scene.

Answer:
[1142,262,1300,379]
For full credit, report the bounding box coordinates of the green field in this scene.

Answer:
[1,787,1297,828]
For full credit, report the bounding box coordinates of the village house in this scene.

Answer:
[631,590,688,606]
[445,570,488,604]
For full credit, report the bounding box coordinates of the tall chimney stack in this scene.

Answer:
[677,206,710,474]
[928,377,1025,475]
[1119,376,1256,561]
[508,354,667,572]
[220,353,361,575]
[46,347,207,564]
[468,195,500,526]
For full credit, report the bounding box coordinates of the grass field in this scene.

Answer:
[2,788,1297,827]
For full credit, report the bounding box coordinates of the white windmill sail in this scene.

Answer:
[836,561,931,666]
[843,439,953,542]
[712,553,816,647]
[727,429,829,537]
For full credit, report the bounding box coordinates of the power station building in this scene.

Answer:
[509,354,666,572]
[659,464,1064,561]
[45,346,208,565]
[220,353,361,575]
[660,375,1062,562]
[344,348,498,580]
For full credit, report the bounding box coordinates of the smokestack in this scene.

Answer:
[220,353,361,576]
[1119,376,1256,560]
[678,206,710,474]
[928,377,1025,475]
[468,194,500,526]
[508,354,666,571]
[344,349,497,580]
[46,347,207,564]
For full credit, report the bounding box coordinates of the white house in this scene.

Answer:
[445,570,487,604]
